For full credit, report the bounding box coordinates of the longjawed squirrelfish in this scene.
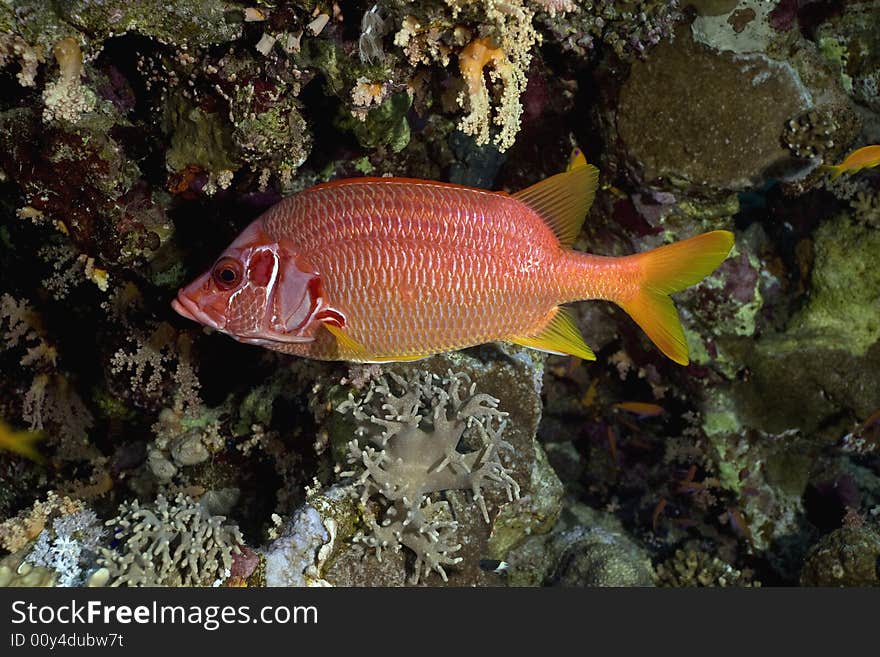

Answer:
[823,144,880,180]
[172,162,734,365]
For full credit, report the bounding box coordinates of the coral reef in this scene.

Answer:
[0,0,879,590]
[338,369,520,583]
[655,547,759,587]
[99,493,243,587]
[800,523,880,587]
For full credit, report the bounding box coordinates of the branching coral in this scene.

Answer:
[338,370,520,583]
[0,33,44,87]
[391,1,538,150]
[782,107,859,162]
[109,321,201,414]
[0,491,84,554]
[455,0,537,151]
[0,295,94,460]
[536,0,681,59]
[99,493,243,586]
[654,547,759,587]
[25,509,105,587]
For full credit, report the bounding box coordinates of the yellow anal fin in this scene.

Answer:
[513,158,599,248]
[366,354,431,363]
[510,307,595,361]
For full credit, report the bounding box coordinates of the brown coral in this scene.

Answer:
[655,547,760,587]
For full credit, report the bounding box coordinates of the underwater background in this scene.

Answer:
[1,0,879,587]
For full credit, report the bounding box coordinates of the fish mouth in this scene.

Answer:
[172,293,225,331]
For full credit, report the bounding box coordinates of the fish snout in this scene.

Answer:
[172,290,226,331]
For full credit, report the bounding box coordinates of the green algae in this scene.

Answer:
[60,0,241,48]
[487,442,563,560]
[789,214,880,357]
[162,92,238,174]
[338,91,412,153]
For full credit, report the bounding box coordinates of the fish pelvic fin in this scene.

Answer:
[513,160,599,248]
[510,307,596,361]
[618,230,734,366]
[323,322,370,359]
[323,322,431,362]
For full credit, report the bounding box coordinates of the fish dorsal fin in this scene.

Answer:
[509,307,596,361]
[513,161,599,248]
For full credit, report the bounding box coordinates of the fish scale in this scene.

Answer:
[173,164,735,365]
[261,179,569,358]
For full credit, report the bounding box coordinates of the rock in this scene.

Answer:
[615,30,811,191]
[733,215,880,438]
[506,503,655,587]
[801,525,880,587]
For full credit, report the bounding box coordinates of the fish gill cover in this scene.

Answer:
[0,0,879,588]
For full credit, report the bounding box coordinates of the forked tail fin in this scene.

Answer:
[617,231,734,365]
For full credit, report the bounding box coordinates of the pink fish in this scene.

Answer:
[172,165,733,364]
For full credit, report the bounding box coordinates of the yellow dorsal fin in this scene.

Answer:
[566,146,587,172]
[513,161,599,247]
[509,307,596,361]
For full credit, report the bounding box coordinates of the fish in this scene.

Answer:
[822,144,880,180]
[172,164,734,365]
[611,401,665,418]
[0,418,45,463]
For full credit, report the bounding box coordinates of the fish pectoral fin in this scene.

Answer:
[322,322,370,358]
[509,307,596,361]
[513,158,599,248]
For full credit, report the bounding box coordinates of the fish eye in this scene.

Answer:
[212,257,243,290]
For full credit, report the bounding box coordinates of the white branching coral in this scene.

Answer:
[25,509,105,587]
[109,321,201,413]
[338,370,520,584]
[351,76,390,121]
[391,0,539,150]
[0,491,85,554]
[99,494,243,587]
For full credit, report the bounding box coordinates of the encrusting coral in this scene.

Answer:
[338,370,520,583]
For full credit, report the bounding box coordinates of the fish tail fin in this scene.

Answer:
[616,231,734,365]
[821,164,844,181]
